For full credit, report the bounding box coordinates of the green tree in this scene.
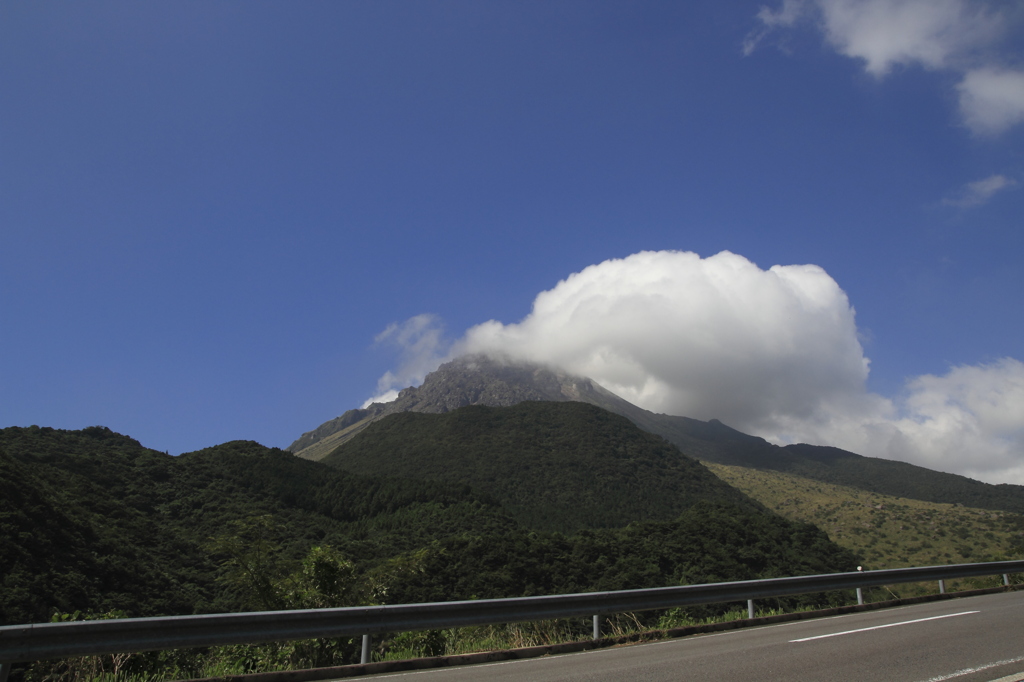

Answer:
[285,545,361,609]
[207,516,285,611]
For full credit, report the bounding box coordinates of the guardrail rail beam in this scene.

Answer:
[2,560,1021,670]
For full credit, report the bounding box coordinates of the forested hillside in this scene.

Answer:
[2,421,857,629]
[0,426,513,625]
[385,501,856,609]
[321,401,755,533]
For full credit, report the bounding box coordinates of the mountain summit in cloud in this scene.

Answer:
[291,352,757,462]
[289,355,619,461]
[292,353,1024,516]
[363,250,1024,485]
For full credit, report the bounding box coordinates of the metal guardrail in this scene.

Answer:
[2,559,1022,676]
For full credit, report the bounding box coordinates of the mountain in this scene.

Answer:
[295,354,1024,515]
[287,355,624,461]
[320,401,756,533]
[288,354,745,461]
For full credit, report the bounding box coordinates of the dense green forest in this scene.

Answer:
[1,418,857,630]
[385,501,856,609]
[0,426,513,625]
[322,401,755,533]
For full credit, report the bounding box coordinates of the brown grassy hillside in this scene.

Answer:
[707,463,1024,595]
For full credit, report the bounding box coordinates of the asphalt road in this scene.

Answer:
[368,591,1024,681]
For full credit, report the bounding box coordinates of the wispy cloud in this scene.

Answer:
[745,0,1024,135]
[943,174,1018,207]
[375,251,1024,484]
[363,313,450,407]
[743,0,806,56]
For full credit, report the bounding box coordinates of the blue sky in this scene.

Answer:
[2,1,1022,482]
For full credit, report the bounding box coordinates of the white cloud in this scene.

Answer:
[372,251,1024,484]
[958,68,1024,135]
[746,0,1024,135]
[943,173,1018,207]
[743,0,807,55]
[793,359,1024,483]
[897,359,1024,480]
[457,251,870,429]
[762,0,808,28]
[817,0,1001,76]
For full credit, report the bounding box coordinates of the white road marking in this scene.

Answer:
[915,655,1024,681]
[789,610,979,642]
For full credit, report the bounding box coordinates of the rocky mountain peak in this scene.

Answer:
[287,354,606,460]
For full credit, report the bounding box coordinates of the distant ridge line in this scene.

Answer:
[290,354,1024,515]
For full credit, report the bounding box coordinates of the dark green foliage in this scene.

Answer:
[0,426,217,625]
[385,501,858,608]
[2,418,856,635]
[322,402,757,533]
[0,426,513,625]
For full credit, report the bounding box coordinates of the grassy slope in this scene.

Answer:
[707,463,1024,571]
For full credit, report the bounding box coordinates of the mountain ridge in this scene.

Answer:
[293,354,1024,514]
[288,355,620,461]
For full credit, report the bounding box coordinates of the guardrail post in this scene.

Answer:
[1004,574,1010,586]
[938,579,945,594]
[592,615,600,640]
[361,634,371,665]
[856,565,864,605]
[1,659,12,682]
[747,599,754,619]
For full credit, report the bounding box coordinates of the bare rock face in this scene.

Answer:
[284,406,379,456]
[288,355,610,460]
[288,353,774,467]
[388,355,586,411]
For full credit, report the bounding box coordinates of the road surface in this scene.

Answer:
[368,591,1024,681]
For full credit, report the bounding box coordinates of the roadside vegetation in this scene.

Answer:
[5,425,855,681]
[6,422,1022,682]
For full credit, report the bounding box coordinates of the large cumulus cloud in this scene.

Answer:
[368,250,1024,485]
[457,251,869,430]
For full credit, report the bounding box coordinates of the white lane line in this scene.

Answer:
[915,655,1024,681]
[790,610,979,642]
